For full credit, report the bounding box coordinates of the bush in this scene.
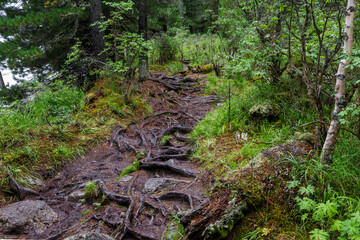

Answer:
[149,33,178,65]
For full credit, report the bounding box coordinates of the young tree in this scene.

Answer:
[138,0,149,81]
[321,0,356,163]
[0,70,4,88]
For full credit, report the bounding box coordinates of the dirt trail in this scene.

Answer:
[7,73,219,240]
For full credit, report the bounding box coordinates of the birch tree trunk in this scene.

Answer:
[0,71,5,88]
[320,0,356,163]
[179,0,184,26]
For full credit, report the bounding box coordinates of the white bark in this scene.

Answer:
[320,0,356,163]
[0,71,5,88]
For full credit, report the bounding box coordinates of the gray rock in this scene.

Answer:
[0,200,58,234]
[67,190,85,202]
[102,206,125,225]
[242,153,268,171]
[143,178,190,194]
[64,232,114,240]
[117,175,133,182]
[249,102,278,119]
[26,177,45,188]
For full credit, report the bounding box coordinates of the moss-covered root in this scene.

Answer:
[202,199,248,240]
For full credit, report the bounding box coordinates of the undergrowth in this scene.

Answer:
[189,72,359,238]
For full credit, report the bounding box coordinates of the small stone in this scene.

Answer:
[67,190,85,202]
[64,232,114,240]
[26,177,45,188]
[102,206,125,226]
[249,102,278,120]
[0,200,58,234]
[117,175,133,182]
[143,178,190,194]
[167,159,176,164]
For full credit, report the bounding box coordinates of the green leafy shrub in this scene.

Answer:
[149,33,178,65]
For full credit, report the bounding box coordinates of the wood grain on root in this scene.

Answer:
[94,180,130,206]
[156,191,195,209]
[139,161,197,177]
[7,171,39,199]
[160,125,193,138]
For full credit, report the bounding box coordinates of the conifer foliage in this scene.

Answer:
[0,0,88,77]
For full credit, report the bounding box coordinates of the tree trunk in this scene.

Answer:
[0,71,5,88]
[357,85,360,138]
[179,0,185,26]
[89,0,105,61]
[320,0,356,163]
[139,0,149,81]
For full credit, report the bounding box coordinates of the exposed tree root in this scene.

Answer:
[161,125,193,137]
[156,191,194,209]
[7,171,39,199]
[149,154,189,162]
[94,180,130,206]
[139,162,197,177]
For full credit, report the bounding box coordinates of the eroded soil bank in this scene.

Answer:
[1,73,227,240]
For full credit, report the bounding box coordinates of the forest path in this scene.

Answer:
[17,73,218,240]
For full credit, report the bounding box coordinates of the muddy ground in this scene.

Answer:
[2,73,222,240]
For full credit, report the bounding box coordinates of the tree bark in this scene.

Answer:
[138,0,149,81]
[321,0,356,163]
[179,0,185,26]
[357,85,360,138]
[0,71,5,88]
[89,0,105,61]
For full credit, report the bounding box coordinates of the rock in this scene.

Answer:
[26,177,45,188]
[295,132,315,143]
[199,64,213,73]
[0,200,58,234]
[143,178,190,194]
[201,199,247,240]
[117,175,133,182]
[64,232,114,240]
[67,190,85,202]
[249,102,278,120]
[242,153,268,171]
[102,206,125,225]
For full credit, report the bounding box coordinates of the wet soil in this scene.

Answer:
[3,73,220,240]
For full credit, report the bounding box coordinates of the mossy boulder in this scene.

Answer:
[249,102,278,120]
[199,64,213,73]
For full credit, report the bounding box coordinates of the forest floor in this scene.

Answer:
[0,72,228,240]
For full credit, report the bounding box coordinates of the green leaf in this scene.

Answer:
[313,200,338,221]
[297,197,316,212]
[331,220,342,232]
[341,219,360,239]
[299,185,315,196]
[309,229,329,240]
[287,180,300,189]
[301,213,309,222]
